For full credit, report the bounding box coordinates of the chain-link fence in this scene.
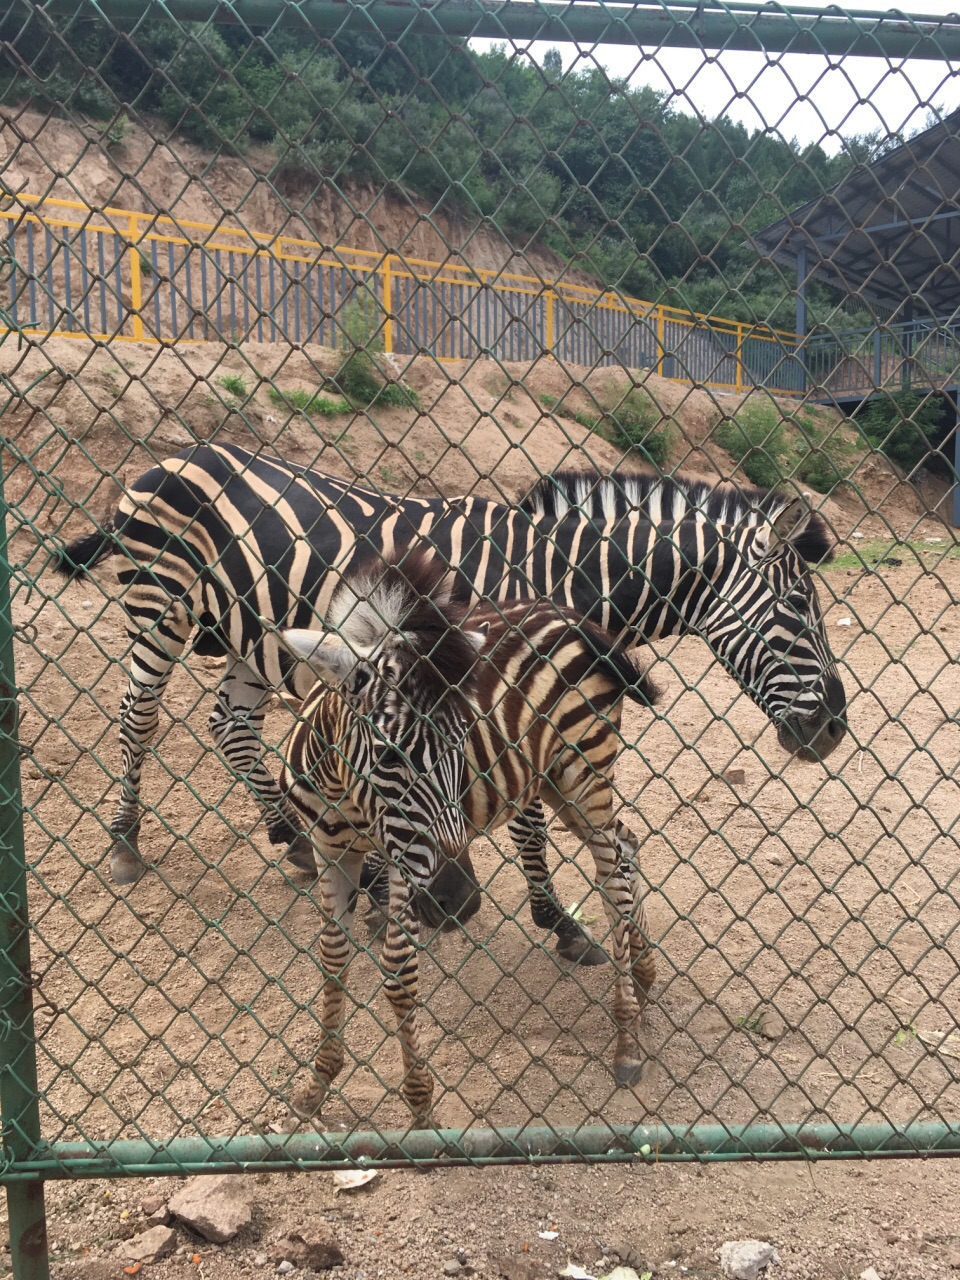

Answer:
[2,0,960,1274]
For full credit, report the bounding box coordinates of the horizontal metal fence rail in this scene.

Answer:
[806,318,960,399]
[0,193,801,392]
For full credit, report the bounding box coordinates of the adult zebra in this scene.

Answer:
[55,442,847,924]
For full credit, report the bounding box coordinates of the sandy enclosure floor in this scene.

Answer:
[10,509,960,1151]
[1,334,957,1153]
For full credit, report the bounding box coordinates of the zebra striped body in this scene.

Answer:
[279,555,660,1125]
[55,442,846,899]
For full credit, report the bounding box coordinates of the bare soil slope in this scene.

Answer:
[0,333,930,567]
[1,106,595,283]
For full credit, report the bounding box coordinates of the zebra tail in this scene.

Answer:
[53,520,117,581]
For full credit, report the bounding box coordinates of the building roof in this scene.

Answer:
[749,107,960,320]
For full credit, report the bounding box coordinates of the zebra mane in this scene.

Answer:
[329,551,478,694]
[518,469,833,563]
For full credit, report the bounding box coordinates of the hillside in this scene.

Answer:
[0,334,929,575]
[0,106,594,286]
[0,12,883,327]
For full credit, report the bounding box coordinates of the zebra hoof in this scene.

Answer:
[614,1057,645,1088]
[288,1086,324,1120]
[284,835,317,876]
[109,842,146,886]
[555,930,609,967]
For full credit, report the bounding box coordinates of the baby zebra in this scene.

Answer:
[278,553,660,1127]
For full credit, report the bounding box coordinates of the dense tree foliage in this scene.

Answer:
[1,9,889,329]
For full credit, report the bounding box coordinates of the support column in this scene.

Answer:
[795,243,808,395]
[0,442,49,1280]
[952,395,960,528]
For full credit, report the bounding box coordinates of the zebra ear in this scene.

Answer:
[277,628,358,685]
[755,497,813,557]
[464,621,489,653]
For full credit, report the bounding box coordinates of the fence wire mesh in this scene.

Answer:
[1,0,960,1226]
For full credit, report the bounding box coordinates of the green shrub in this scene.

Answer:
[331,291,419,409]
[714,401,787,489]
[796,450,847,493]
[856,391,946,473]
[603,389,675,470]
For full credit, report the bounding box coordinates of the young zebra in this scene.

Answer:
[278,552,660,1126]
[56,444,846,967]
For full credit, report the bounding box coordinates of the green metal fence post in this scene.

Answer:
[0,428,50,1280]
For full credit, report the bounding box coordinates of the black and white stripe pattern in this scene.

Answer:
[279,553,661,1125]
[55,443,847,891]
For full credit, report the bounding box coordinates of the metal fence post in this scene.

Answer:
[382,254,394,355]
[127,213,144,341]
[0,433,50,1280]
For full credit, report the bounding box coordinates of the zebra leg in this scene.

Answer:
[108,603,192,885]
[612,819,657,1010]
[358,850,390,918]
[382,863,433,1127]
[590,830,648,1087]
[290,849,364,1120]
[508,800,608,967]
[555,799,647,1088]
[209,659,316,875]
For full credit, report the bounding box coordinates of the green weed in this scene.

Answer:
[541,391,601,432]
[220,374,248,398]
[268,386,351,416]
[828,538,960,572]
[103,112,130,149]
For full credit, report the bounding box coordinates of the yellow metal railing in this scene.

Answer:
[0,193,803,394]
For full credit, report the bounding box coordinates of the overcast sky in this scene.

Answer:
[471,1,960,153]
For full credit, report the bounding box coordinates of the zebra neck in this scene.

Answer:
[538,513,735,644]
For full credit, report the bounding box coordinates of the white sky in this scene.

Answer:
[471,1,960,152]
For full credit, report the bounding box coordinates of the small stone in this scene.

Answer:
[122,1226,178,1265]
[720,1240,780,1280]
[168,1174,253,1244]
[277,1263,295,1275]
[146,1207,172,1228]
[269,1230,344,1271]
[860,1270,882,1280]
[495,1258,542,1280]
[443,1262,462,1277]
[140,1196,166,1217]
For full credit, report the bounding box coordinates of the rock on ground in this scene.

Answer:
[720,1239,781,1280]
[168,1175,253,1244]
[122,1226,178,1264]
[268,1230,344,1272]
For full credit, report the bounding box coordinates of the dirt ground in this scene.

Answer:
[2,335,959,1278]
[20,1156,960,1280]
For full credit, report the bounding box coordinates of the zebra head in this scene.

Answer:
[702,497,847,761]
[280,553,485,928]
